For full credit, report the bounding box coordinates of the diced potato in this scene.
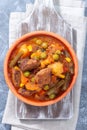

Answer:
[19,44,30,58]
[48,62,63,77]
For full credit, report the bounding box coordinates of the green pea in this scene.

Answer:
[31,53,40,60]
[32,38,38,42]
[42,42,48,49]
[49,93,56,99]
[33,56,40,60]
[23,71,30,77]
[55,50,61,54]
[40,52,47,59]
[36,39,42,45]
[53,54,59,61]
[31,77,35,82]
[44,85,49,90]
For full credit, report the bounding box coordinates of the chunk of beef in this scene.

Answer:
[35,68,52,86]
[12,68,21,87]
[18,88,35,97]
[18,58,40,71]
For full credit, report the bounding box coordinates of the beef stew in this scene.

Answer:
[8,35,74,101]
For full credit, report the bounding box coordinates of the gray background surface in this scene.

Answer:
[0,0,86,130]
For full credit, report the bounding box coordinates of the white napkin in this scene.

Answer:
[2,3,86,130]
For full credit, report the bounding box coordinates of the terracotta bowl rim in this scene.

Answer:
[4,31,78,106]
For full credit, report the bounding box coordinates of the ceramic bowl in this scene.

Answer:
[4,31,78,106]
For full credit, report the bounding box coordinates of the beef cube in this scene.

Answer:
[12,68,21,87]
[18,58,40,71]
[18,88,35,97]
[35,68,52,86]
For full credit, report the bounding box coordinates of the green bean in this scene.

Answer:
[9,51,23,68]
[62,73,71,91]
[47,80,65,95]
[56,80,65,89]
[70,67,74,74]
[64,50,70,57]
[47,87,56,95]
[69,62,74,74]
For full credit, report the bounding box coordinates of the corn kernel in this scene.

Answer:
[14,66,19,70]
[59,74,65,79]
[20,83,24,88]
[27,45,32,52]
[31,53,35,58]
[65,57,71,62]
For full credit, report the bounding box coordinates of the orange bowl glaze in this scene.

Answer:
[4,31,78,106]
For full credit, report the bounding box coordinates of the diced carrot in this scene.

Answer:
[52,75,57,83]
[35,94,40,100]
[39,90,46,95]
[40,56,54,68]
[25,82,39,91]
[21,72,29,84]
[63,66,69,73]
[56,43,64,50]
